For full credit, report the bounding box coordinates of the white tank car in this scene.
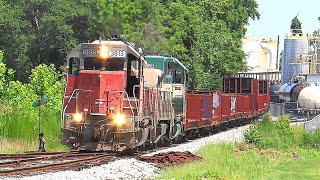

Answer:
[298,85,320,109]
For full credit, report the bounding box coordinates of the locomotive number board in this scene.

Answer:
[81,48,127,58]
[109,50,126,58]
[82,49,98,57]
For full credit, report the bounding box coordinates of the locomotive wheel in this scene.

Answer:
[172,134,184,144]
[159,136,170,147]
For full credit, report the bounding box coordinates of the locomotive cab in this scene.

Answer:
[144,56,188,116]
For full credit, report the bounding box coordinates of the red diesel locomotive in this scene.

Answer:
[61,38,270,151]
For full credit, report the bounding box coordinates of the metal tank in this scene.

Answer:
[269,84,281,102]
[274,103,284,116]
[281,36,309,84]
[298,85,320,109]
[278,83,302,102]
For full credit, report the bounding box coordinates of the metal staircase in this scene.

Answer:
[304,114,320,131]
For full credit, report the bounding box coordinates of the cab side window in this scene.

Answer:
[174,69,183,83]
[69,58,80,75]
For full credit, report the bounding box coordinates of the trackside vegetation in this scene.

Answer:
[159,116,320,179]
[0,53,67,153]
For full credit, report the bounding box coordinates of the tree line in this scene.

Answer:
[0,0,260,90]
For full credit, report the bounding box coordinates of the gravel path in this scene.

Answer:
[4,125,249,180]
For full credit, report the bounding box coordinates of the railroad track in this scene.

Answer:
[0,124,249,177]
[0,151,117,177]
[0,150,202,177]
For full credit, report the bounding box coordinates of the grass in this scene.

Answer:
[160,115,320,179]
[159,143,320,180]
[0,107,68,153]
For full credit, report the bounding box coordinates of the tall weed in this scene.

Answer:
[0,107,66,152]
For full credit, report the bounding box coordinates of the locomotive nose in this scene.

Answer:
[77,70,126,116]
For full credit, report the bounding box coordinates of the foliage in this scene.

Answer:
[290,15,302,35]
[0,50,3,63]
[244,115,320,151]
[0,0,98,82]
[0,62,63,114]
[244,124,262,144]
[29,64,63,112]
[4,81,37,113]
[96,0,167,51]
[97,0,261,89]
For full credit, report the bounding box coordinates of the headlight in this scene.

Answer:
[73,113,83,123]
[99,45,108,59]
[114,114,125,126]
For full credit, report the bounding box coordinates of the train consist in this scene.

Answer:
[61,38,270,151]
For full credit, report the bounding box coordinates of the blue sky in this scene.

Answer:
[246,0,320,49]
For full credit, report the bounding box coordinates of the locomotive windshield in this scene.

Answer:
[84,57,126,71]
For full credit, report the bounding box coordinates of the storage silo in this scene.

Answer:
[281,36,309,84]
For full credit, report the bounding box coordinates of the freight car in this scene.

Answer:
[61,37,270,151]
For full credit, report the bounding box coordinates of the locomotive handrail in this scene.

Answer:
[133,85,140,110]
[61,72,68,128]
[62,89,93,127]
[104,90,135,118]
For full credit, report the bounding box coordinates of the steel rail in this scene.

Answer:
[0,152,69,159]
[0,153,107,167]
[0,154,115,176]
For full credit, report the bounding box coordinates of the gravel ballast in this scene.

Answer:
[5,125,249,180]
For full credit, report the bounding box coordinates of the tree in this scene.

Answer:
[158,0,260,90]
[0,0,98,82]
[96,0,167,51]
[291,15,302,35]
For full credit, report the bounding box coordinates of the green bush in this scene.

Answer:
[244,115,296,150]
[244,125,262,144]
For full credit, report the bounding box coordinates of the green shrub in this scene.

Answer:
[244,125,262,144]
[244,115,296,150]
[244,115,320,151]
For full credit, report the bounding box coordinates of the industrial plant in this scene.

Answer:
[242,17,320,129]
